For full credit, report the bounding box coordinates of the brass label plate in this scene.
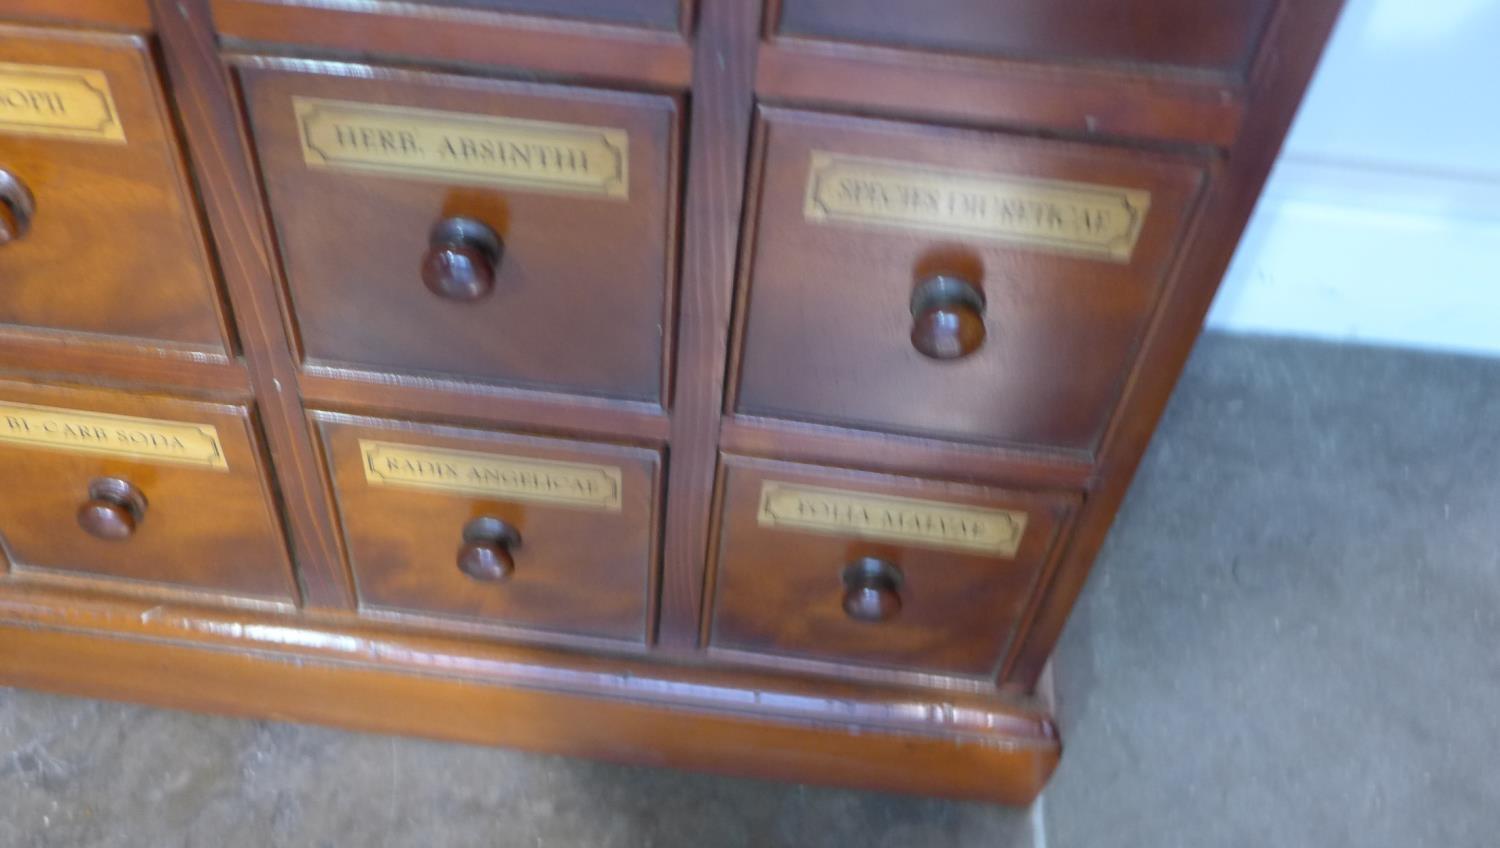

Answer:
[0,402,227,470]
[359,440,623,512]
[0,62,126,143]
[756,481,1028,557]
[295,97,629,198]
[803,152,1151,262]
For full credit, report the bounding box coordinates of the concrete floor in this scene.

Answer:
[3,333,1498,847]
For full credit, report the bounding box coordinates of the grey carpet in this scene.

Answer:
[1046,333,1500,848]
[2,333,1498,847]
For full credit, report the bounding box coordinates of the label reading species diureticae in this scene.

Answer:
[804,151,1150,262]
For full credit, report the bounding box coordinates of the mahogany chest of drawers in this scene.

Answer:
[0,0,1341,802]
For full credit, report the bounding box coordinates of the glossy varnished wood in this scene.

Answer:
[0,0,1345,804]
[708,456,1076,677]
[0,331,250,395]
[654,0,761,648]
[211,0,693,88]
[0,25,232,353]
[0,379,296,601]
[0,585,1060,803]
[731,107,1207,452]
[239,58,680,403]
[148,0,355,607]
[400,0,685,30]
[0,0,153,30]
[775,0,1275,75]
[755,41,1246,149]
[718,414,1096,491]
[316,413,661,645]
[299,367,671,445]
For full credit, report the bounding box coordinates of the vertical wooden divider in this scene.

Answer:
[654,0,761,648]
[147,0,354,608]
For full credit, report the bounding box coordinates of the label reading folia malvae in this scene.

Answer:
[757,481,1028,557]
[295,97,629,198]
[0,62,125,143]
[0,402,228,470]
[804,152,1151,262]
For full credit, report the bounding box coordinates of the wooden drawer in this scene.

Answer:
[419,0,683,29]
[775,0,1274,75]
[0,381,295,601]
[316,414,660,644]
[240,59,679,403]
[708,456,1077,677]
[731,108,1205,452]
[0,25,229,352]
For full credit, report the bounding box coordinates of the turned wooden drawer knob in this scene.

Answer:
[77,477,148,541]
[457,516,522,582]
[841,557,904,622]
[0,168,36,246]
[422,217,503,301]
[910,275,987,360]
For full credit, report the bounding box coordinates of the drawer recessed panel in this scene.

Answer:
[317,414,660,644]
[778,0,1273,75]
[709,456,1077,677]
[733,109,1206,451]
[0,381,296,601]
[241,60,679,403]
[0,26,229,351]
[377,0,682,30]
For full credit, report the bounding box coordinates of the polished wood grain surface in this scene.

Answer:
[652,0,761,648]
[239,58,679,403]
[0,0,153,30]
[0,25,231,352]
[776,0,1275,74]
[317,413,660,644]
[420,0,683,29]
[148,0,357,608]
[731,107,1206,452]
[755,40,1248,150]
[0,0,1345,804]
[299,367,671,444]
[0,379,296,601]
[719,414,1096,491]
[212,0,694,89]
[0,586,1060,803]
[709,455,1076,677]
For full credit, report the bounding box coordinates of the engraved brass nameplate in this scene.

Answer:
[804,152,1151,262]
[0,402,227,470]
[757,482,1028,557]
[0,62,126,143]
[295,97,629,199]
[359,440,623,512]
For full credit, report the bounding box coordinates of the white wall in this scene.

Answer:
[1207,0,1500,357]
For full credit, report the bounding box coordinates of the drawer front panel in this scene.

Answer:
[241,60,679,402]
[777,0,1273,74]
[317,415,660,643]
[734,109,1205,451]
[709,456,1077,677]
[0,382,295,600]
[0,26,228,351]
[420,0,682,29]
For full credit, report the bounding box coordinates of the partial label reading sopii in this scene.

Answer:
[0,62,125,143]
